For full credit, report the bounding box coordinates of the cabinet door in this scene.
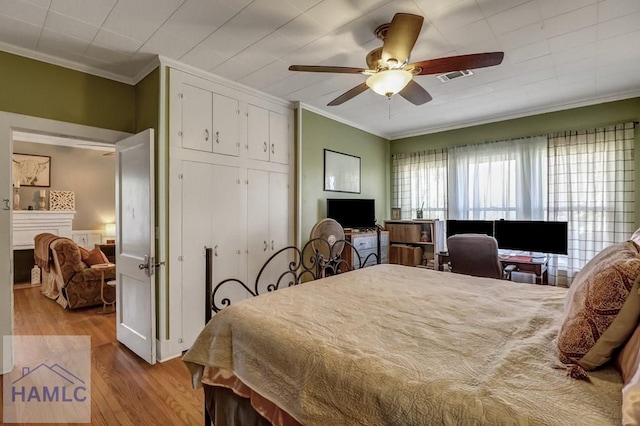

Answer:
[181,160,213,348]
[181,84,213,152]
[247,104,269,161]
[247,169,270,289]
[211,164,243,285]
[211,92,240,156]
[269,111,289,165]
[268,171,289,284]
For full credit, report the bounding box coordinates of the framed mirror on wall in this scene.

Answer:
[323,149,360,194]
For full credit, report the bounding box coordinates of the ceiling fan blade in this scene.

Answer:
[412,52,504,75]
[289,65,366,74]
[399,80,432,105]
[327,83,369,106]
[381,13,424,66]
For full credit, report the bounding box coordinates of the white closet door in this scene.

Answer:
[211,164,243,285]
[268,171,290,285]
[181,84,212,152]
[211,93,240,156]
[181,160,213,348]
[247,104,269,162]
[269,111,289,165]
[247,169,270,291]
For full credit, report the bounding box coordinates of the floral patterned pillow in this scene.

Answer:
[557,241,640,370]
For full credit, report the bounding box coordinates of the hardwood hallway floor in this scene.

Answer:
[1,286,204,425]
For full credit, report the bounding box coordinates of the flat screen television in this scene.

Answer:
[326,198,375,229]
[446,220,494,238]
[494,220,568,255]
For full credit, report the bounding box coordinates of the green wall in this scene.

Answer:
[391,97,640,226]
[134,68,160,134]
[300,109,390,242]
[0,51,135,132]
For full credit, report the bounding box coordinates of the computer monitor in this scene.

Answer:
[446,220,494,238]
[494,220,568,255]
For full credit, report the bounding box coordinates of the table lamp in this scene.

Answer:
[104,223,116,244]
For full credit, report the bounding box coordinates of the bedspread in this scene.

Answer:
[184,264,622,425]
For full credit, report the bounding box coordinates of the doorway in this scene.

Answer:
[0,112,130,373]
[11,131,117,287]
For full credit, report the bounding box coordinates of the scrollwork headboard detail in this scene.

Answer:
[210,231,381,314]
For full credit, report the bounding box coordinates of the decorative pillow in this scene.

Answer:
[617,325,640,426]
[616,324,640,383]
[81,248,109,266]
[78,246,90,259]
[557,241,640,370]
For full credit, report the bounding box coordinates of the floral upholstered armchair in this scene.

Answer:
[37,236,115,309]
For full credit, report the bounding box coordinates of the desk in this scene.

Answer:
[90,263,116,313]
[437,253,548,284]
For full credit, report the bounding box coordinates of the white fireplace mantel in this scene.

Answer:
[12,210,75,250]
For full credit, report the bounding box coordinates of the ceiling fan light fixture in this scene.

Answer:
[366,69,412,98]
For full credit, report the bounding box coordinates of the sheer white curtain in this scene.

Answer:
[448,136,548,221]
[392,149,447,220]
[548,123,636,287]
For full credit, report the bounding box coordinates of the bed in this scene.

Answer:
[184,258,627,425]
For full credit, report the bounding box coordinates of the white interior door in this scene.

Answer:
[116,129,156,365]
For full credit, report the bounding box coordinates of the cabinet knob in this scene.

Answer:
[263,241,268,251]
[214,245,218,257]
[204,129,209,141]
[263,141,267,152]
[216,131,220,143]
[271,143,275,154]
[271,240,274,250]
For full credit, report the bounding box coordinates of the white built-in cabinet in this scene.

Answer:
[181,83,240,156]
[169,69,293,351]
[247,104,289,164]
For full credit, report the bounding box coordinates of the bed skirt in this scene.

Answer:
[202,367,301,426]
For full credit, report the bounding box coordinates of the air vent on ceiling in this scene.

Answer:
[436,69,474,83]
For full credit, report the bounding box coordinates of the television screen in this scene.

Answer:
[494,220,568,255]
[326,199,375,229]
[446,220,494,238]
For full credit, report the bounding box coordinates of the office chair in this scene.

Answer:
[446,234,514,280]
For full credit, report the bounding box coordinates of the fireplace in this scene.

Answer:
[12,210,75,284]
[14,249,34,284]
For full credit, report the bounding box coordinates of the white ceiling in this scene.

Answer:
[1,0,639,139]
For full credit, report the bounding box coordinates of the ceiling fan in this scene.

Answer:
[288,13,504,106]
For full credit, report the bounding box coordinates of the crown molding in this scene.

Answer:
[390,90,640,140]
[158,56,295,109]
[0,41,139,85]
[297,103,388,139]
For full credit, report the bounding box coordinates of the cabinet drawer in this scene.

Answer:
[352,235,376,250]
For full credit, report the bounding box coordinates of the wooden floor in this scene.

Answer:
[1,286,204,425]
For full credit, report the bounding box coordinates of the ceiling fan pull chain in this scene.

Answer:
[388,98,391,120]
